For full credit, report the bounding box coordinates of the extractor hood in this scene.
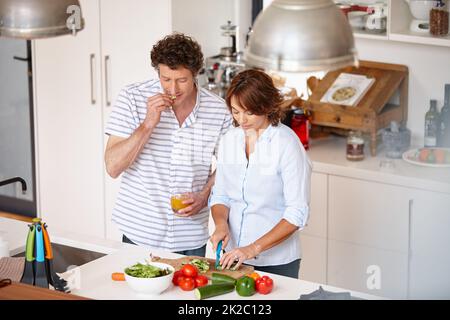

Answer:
[245,0,358,72]
[0,0,84,39]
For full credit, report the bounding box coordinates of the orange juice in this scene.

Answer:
[170,194,189,214]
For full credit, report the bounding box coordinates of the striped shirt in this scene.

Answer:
[105,79,232,252]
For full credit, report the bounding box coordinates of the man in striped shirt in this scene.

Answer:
[104,33,232,256]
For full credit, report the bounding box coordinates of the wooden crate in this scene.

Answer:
[305,60,409,156]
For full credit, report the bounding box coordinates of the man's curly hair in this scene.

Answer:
[151,33,204,76]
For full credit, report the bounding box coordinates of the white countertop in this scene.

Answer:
[62,244,383,300]
[307,136,450,194]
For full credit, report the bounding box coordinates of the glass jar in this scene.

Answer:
[430,3,449,36]
[346,131,365,161]
[291,108,310,150]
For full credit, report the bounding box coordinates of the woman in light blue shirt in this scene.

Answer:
[209,69,312,278]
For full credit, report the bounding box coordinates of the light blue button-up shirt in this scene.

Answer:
[209,123,312,266]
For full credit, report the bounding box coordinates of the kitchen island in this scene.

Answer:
[61,243,382,300]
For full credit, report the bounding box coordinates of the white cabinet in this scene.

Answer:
[328,239,408,299]
[299,172,328,282]
[327,175,412,299]
[299,234,327,284]
[100,0,171,241]
[34,0,171,240]
[409,191,450,299]
[34,0,104,238]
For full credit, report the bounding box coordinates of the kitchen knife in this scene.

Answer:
[215,240,223,269]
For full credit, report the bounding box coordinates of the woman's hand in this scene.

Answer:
[210,224,231,253]
[220,243,261,270]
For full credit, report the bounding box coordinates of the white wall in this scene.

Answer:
[171,0,252,62]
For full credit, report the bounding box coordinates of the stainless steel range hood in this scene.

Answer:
[245,0,358,73]
[0,0,84,39]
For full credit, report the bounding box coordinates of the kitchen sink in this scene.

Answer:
[14,242,106,273]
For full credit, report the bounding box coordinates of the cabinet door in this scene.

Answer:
[299,234,327,283]
[328,239,408,299]
[409,191,450,299]
[34,0,105,238]
[100,0,172,241]
[328,176,412,299]
[302,172,327,238]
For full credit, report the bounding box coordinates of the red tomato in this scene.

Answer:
[172,270,184,286]
[256,276,274,295]
[179,277,196,291]
[181,264,198,278]
[194,275,209,288]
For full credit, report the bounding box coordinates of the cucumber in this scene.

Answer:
[211,273,236,285]
[194,283,235,300]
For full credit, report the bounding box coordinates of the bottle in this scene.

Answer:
[291,108,310,150]
[430,1,449,36]
[438,84,450,147]
[424,100,440,147]
[346,130,365,161]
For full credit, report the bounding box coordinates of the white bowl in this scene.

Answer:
[124,262,174,296]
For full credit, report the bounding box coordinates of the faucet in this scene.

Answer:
[0,177,27,194]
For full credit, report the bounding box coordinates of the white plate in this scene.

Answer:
[402,148,450,168]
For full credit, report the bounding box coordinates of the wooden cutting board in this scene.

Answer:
[151,256,254,280]
[0,281,90,300]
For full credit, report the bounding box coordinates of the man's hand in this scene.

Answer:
[176,190,209,217]
[144,93,173,128]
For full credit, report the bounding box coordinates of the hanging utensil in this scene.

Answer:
[20,224,35,285]
[34,224,48,288]
[42,224,69,292]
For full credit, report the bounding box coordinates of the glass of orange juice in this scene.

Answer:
[170,189,191,216]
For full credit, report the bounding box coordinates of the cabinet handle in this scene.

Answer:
[407,199,413,299]
[89,54,96,105]
[105,55,111,106]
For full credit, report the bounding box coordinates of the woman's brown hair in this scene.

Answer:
[225,69,284,127]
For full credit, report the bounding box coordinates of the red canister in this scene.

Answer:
[291,108,310,150]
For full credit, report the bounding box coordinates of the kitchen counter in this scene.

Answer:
[62,243,382,300]
[307,136,450,194]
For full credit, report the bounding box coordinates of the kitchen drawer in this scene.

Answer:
[328,239,408,299]
[328,175,411,252]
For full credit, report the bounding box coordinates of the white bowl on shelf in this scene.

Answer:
[124,262,174,296]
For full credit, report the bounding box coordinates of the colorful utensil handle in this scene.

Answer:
[42,224,53,260]
[36,226,45,262]
[25,225,35,262]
